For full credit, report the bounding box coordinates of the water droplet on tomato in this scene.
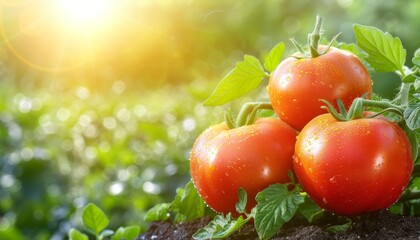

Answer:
[322,197,328,204]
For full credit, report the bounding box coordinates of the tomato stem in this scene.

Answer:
[309,15,323,58]
[321,97,405,122]
[360,99,404,113]
[235,102,273,128]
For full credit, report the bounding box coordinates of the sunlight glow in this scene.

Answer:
[58,0,113,23]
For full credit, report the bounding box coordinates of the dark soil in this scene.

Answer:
[137,211,420,240]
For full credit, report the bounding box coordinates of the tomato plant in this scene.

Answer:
[145,16,420,240]
[293,109,413,215]
[189,103,297,214]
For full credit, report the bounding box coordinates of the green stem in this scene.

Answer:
[309,16,323,58]
[235,102,273,127]
[361,99,405,113]
[396,82,413,106]
[399,191,420,202]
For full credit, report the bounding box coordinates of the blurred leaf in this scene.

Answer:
[403,74,417,83]
[144,203,171,222]
[111,226,141,240]
[298,196,324,223]
[413,56,420,68]
[404,95,420,130]
[69,229,89,240]
[82,203,109,236]
[264,42,285,73]
[326,218,353,233]
[204,55,267,106]
[99,229,114,239]
[354,24,406,74]
[235,188,247,214]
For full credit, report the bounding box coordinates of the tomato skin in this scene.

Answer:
[268,46,372,130]
[293,113,413,215]
[190,118,297,214]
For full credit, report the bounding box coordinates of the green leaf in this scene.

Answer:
[69,228,89,240]
[413,56,420,68]
[111,226,141,240]
[99,229,114,239]
[403,74,417,83]
[192,214,250,240]
[254,184,305,240]
[235,188,247,214]
[353,24,406,74]
[264,42,285,72]
[404,98,420,131]
[204,55,267,106]
[82,203,109,236]
[298,196,324,223]
[326,218,353,233]
[176,181,206,223]
[144,203,171,222]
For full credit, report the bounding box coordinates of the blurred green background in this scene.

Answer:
[0,0,419,239]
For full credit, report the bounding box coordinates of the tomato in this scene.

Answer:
[268,46,372,130]
[293,113,413,215]
[190,118,297,214]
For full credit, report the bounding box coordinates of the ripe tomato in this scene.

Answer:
[293,113,413,215]
[268,46,372,130]
[190,118,297,214]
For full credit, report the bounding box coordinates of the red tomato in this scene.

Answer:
[190,118,297,214]
[268,46,372,130]
[293,113,413,215]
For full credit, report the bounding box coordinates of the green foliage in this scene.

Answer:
[193,214,250,240]
[204,55,268,106]
[144,181,206,223]
[264,42,286,73]
[69,203,140,240]
[326,218,353,233]
[82,203,109,236]
[354,24,406,74]
[404,94,420,131]
[192,189,252,240]
[254,184,304,240]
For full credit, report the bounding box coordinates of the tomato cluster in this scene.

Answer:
[190,23,414,216]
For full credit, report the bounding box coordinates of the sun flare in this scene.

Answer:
[57,0,114,23]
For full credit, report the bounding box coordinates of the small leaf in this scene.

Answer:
[264,42,285,72]
[404,100,420,130]
[235,188,247,214]
[255,184,304,240]
[403,74,417,83]
[192,214,250,240]
[413,56,420,68]
[69,228,89,240]
[298,196,324,223]
[99,229,114,239]
[111,226,141,240]
[144,203,171,222]
[82,203,109,236]
[326,218,353,233]
[176,181,206,223]
[353,24,406,74]
[204,55,267,106]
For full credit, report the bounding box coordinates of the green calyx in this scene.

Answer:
[291,15,342,59]
[225,102,273,129]
[321,97,405,122]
